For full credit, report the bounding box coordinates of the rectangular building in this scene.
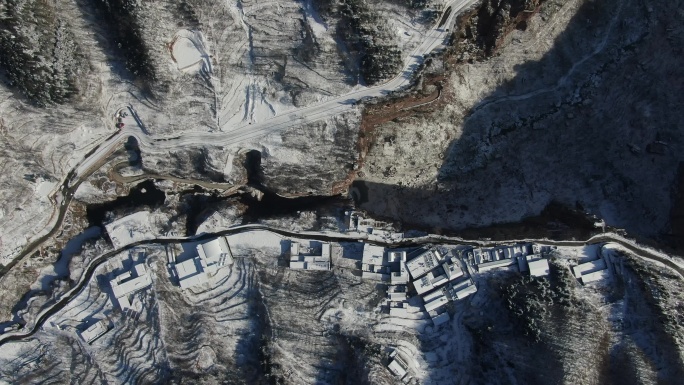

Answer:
[477,258,514,272]
[581,269,609,284]
[527,255,550,277]
[388,354,409,378]
[445,279,478,300]
[454,284,478,300]
[197,237,233,273]
[389,302,410,317]
[289,241,332,271]
[110,263,152,310]
[572,258,607,278]
[443,258,464,281]
[79,320,110,344]
[176,257,207,289]
[424,292,449,313]
[406,249,441,279]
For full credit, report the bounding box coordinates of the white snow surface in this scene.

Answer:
[105,211,161,249]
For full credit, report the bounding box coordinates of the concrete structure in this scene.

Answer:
[431,312,450,326]
[387,285,407,302]
[389,251,409,284]
[79,320,110,344]
[573,256,610,284]
[361,244,388,280]
[572,258,607,278]
[424,291,449,312]
[581,269,610,284]
[453,284,477,299]
[197,236,234,273]
[110,263,152,311]
[388,351,409,378]
[443,257,464,280]
[415,270,448,295]
[406,248,442,279]
[389,302,410,317]
[477,258,515,272]
[445,279,478,300]
[414,256,465,295]
[174,237,235,289]
[527,255,550,277]
[289,241,332,271]
[176,257,206,289]
[361,245,408,282]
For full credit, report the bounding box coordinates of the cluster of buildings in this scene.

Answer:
[172,237,234,289]
[361,246,478,327]
[288,241,331,271]
[469,244,553,278]
[83,250,153,343]
[406,248,478,326]
[361,245,409,283]
[85,237,236,344]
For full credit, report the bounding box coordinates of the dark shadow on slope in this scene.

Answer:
[434,0,684,242]
[235,268,273,385]
[357,0,684,250]
[352,179,600,241]
[86,180,166,228]
[72,0,155,93]
[400,0,684,381]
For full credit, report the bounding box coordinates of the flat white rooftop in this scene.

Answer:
[390,307,410,317]
[477,258,514,272]
[110,263,152,300]
[407,249,441,279]
[528,258,550,277]
[197,237,233,273]
[388,251,407,262]
[443,259,464,281]
[390,265,409,284]
[424,292,449,312]
[454,284,478,300]
[362,271,389,281]
[581,269,609,284]
[79,320,109,344]
[176,258,207,289]
[572,258,606,278]
[362,244,386,266]
[446,279,478,300]
[388,357,408,377]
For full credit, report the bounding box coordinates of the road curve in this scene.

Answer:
[73,0,477,180]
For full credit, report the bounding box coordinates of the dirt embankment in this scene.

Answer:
[337,0,546,194]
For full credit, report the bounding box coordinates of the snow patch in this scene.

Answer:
[104,211,159,249]
[170,30,211,74]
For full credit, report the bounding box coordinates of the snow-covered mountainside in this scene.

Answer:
[0,0,441,262]
[1,0,684,384]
